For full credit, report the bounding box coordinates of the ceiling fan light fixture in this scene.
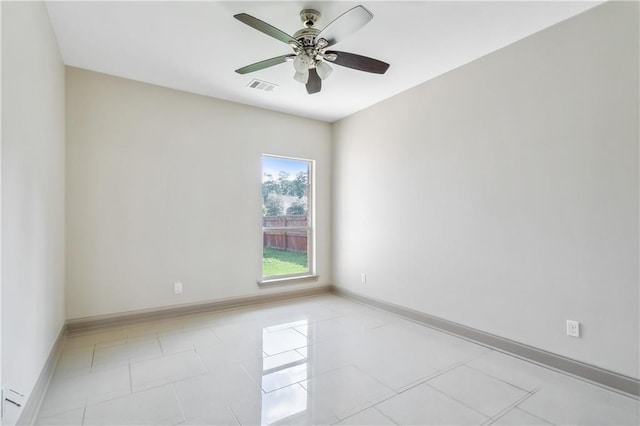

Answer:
[323,53,337,62]
[316,38,329,49]
[315,60,333,80]
[293,54,312,72]
[294,70,309,83]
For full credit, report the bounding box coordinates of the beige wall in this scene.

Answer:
[333,1,639,378]
[65,68,332,320]
[1,2,67,424]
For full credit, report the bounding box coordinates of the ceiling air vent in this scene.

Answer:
[247,79,277,93]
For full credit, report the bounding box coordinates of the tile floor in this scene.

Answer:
[35,294,639,425]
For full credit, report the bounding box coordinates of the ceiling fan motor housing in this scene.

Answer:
[293,27,320,46]
[295,9,322,47]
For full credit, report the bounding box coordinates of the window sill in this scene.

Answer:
[258,274,319,287]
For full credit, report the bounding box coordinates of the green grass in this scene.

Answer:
[263,247,308,277]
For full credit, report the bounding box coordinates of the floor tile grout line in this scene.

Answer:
[90,344,96,370]
[128,361,133,394]
[515,401,558,425]
[228,404,242,426]
[463,361,542,394]
[156,333,168,357]
[133,369,211,396]
[170,382,188,424]
[238,360,268,394]
[350,362,470,423]
[482,416,495,426]
[259,361,367,396]
[349,363,400,395]
[81,404,87,426]
[416,360,541,421]
[301,362,395,395]
[332,403,398,426]
[484,387,542,425]
[362,392,403,420]
[228,402,243,426]
[193,345,212,374]
[392,360,468,395]
[263,344,309,358]
[82,390,134,413]
[372,405,399,425]
[303,364,413,421]
[420,381,495,421]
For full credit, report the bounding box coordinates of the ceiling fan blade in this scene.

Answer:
[316,5,373,46]
[325,51,390,74]
[235,55,295,74]
[306,68,322,94]
[234,13,300,46]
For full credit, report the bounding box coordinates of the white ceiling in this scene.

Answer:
[46,1,602,122]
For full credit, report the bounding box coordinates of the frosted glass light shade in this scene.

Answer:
[293,54,312,72]
[315,61,333,80]
[294,70,309,83]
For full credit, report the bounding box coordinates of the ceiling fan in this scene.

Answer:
[234,5,390,94]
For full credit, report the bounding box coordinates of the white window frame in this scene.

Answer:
[259,154,316,285]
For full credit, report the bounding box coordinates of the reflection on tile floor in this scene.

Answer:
[35,294,639,425]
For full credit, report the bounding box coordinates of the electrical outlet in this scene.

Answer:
[567,320,580,337]
[174,282,183,294]
[2,388,25,418]
[361,273,366,284]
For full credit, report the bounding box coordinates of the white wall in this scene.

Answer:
[1,2,66,424]
[333,1,639,379]
[66,68,332,320]
[0,1,3,418]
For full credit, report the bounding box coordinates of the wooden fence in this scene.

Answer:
[263,215,308,253]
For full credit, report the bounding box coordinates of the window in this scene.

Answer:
[261,155,314,281]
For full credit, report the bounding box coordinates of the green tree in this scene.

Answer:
[278,171,294,196]
[263,192,283,216]
[262,173,279,202]
[286,201,306,215]
[292,171,308,198]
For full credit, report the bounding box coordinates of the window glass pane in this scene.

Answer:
[262,155,311,278]
[263,230,309,277]
[262,157,309,225]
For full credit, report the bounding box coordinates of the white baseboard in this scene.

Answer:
[16,326,67,426]
[67,285,332,333]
